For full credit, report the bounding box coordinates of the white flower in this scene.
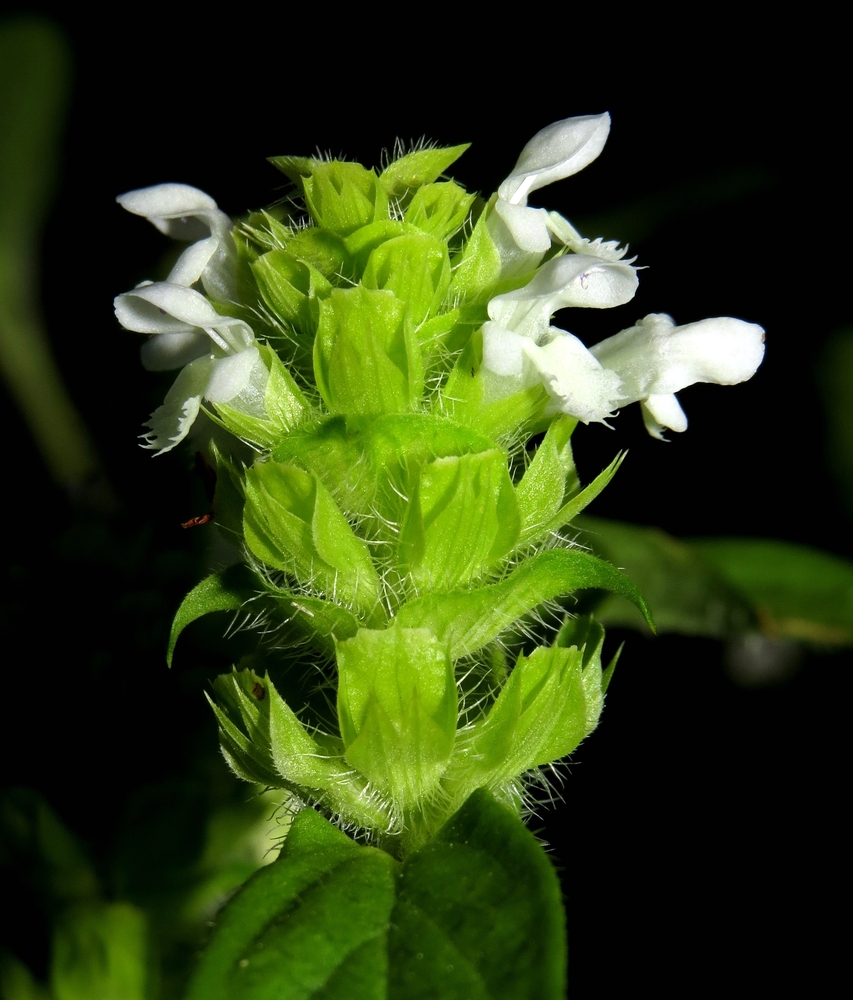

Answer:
[483,286,765,437]
[590,313,766,438]
[487,113,611,272]
[117,184,236,300]
[115,282,267,453]
[488,254,639,337]
[545,211,634,264]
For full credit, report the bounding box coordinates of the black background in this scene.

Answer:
[2,11,847,996]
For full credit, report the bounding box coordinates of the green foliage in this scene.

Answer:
[0,18,102,491]
[50,903,153,1000]
[695,538,853,645]
[398,449,520,591]
[575,516,753,636]
[185,791,565,1000]
[337,626,457,809]
[577,517,853,647]
[168,565,257,666]
[397,548,654,658]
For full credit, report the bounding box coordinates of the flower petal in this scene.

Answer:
[493,200,552,254]
[498,113,611,206]
[115,282,255,353]
[167,237,221,288]
[117,183,227,241]
[590,314,766,399]
[488,255,639,339]
[141,356,212,454]
[482,322,527,377]
[641,393,688,440]
[546,212,633,262]
[523,332,623,424]
[204,347,264,405]
[115,282,222,334]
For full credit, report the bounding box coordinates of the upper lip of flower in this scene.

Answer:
[489,113,612,259]
[116,183,236,298]
[488,254,640,339]
[498,113,611,207]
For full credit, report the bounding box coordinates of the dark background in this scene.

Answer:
[2,11,847,996]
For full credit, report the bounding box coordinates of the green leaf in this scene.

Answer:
[285,228,353,282]
[574,517,754,637]
[210,670,395,832]
[342,219,408,274]
[362,233,451,330]
[539,452,623,539]
[168,565,259,667]
[439,332,550,439]
[0,788,100,904]
[514,415,578,539]
[388,789,565,1000]
[251,251,332,338]
[460,645,586,784]
[185,791,565,1000]
[694,538,853,645]
[397,547,654,657]
[0,949,50,1000]
[272,415,374,517]
[269,593,361,656]
[184,808,397,1000]
[449,203,502,303]
[166,566,258,667]
[50,903,153,1000]
[280,160,388,236]
[0,20,102,492]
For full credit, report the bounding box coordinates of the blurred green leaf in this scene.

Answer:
[576,517,853,647]
[50,903,153,1000]
[575,516,753,637]
[694,538,853,645]
[0,18,104,494]
[0,789,99,906]
[0,948,51,1000]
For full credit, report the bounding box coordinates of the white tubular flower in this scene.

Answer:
[117,183,236,300]
[483,284,765,437]
[115,282,267,453]
[590,313,766,438]
[488,113,611,270]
